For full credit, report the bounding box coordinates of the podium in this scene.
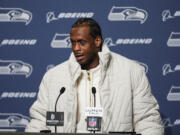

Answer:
[0,132,141,135]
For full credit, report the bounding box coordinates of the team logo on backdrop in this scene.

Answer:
[108,6,148,24]
[0,113,30,131]
[162,64,180,76]
[0,7,32,25]
[0,92,37,100]
[162,10,180,22]
[46,11,94,23]
[0,39,37,47]
[51,33,71,48]
[0,60,33,78]
[46,64,55,71]
[104,37,152,46]
[163,118,180,128]
[167,32,180,47]
[136,61,148,73]
[167,85,180,101]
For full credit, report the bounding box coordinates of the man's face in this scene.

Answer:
[70,26,101,70]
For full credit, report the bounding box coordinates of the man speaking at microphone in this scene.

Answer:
[26,18,164,135]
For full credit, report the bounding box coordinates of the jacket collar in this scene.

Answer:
[68,44,111,85]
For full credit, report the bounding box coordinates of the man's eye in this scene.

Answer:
[71,41,75,46]
[79,41,86,45]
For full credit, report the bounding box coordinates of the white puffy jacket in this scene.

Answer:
[26,44,164,135]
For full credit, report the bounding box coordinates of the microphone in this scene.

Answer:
[92,87,96,107]
[92,87,96,133]
[54,87,65,133]
[86,87,102,132]
[46,87,65,133]
[55,87,65,112]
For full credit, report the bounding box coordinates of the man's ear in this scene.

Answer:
[95,36,102,48]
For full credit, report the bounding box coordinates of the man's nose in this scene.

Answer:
[73,42,81,51]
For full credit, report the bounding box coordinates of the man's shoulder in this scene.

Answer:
[110,52,146,84]
[44,60,70,78]
[111,52,144,71]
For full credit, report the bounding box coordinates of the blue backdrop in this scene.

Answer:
[0,0,180,134]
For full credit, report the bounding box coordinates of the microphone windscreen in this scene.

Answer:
[92,87,96,94]
[60,87,65,94]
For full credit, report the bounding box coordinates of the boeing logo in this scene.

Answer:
[0,92,37,100]
[162,9,180,22]
[108,6,148,24]
[0,60,33,78]
[104,37,152,46]
[51,33,71,48]
[0,39,37,47]
[46,12,94,23]
[163,118,180,128]
[167,32,180,47]
[0,7,32,25]
[162,64,180,76]
[167,85,180,101]
[174,119,180,127]
[51,36,152,48]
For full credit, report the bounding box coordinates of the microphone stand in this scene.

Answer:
[55,87,65,133]
[92,87,96,134]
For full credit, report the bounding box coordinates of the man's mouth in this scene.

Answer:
[75,54,84,61]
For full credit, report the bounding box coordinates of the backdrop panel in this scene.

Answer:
[0,0,180,134]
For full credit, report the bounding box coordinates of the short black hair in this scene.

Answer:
[71,18,103,41]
